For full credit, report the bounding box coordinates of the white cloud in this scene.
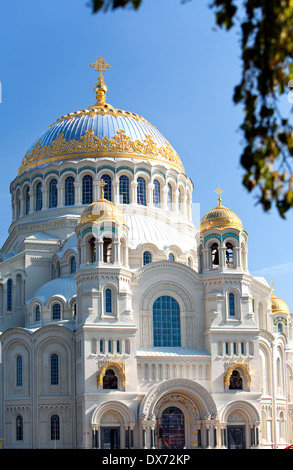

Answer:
[251,262,293,278]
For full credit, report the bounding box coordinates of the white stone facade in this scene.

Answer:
[0,87,292,450]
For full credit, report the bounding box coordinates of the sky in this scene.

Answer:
[0,0,292,311]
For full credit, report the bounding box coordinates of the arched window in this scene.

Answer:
[103,368,118,389]
[99,339,105,354]
[229,369,243,389]
[105,288,112,314]
[88,237,96,263]
[15,191,20,218]
[153,296,181,347]
[82,175,93,205]
[153,179,161,208]
[70,256,76,274]
[143,251,152,265]
[16,415,23,441]
[7,279,12,311]
[229,293,235,317]
[168,253,175,261]
[101,174,112,201]
[49,178,58,208]
[226,242,234,267]
[56,261,60,278]
[35,182,42,211]
[211,243,219,266]
[167,183,172,210]
[137,177,146,205]
[103,238,112,263]
[35,304,41,321]
[52,303,61,320]
[116,340,121,354]
[25,186,30,214]
[50,354,59,385]
[119,175,129,204]
[51,415,60,440]
[178,189,183,213]
[65,176,75,206]
[278,322,283,333]
[16,355,22,387]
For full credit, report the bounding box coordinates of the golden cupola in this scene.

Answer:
[200,187,243,232]
[18,57,184,176]
[79,180,125,226]
[270,282,290,315]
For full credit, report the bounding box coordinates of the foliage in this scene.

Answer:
[91,0,293,217]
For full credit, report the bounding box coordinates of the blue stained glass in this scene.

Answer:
[65,176,75,206]
[119,175,129,204]
[143,251,152,265]
[153,296,181,347]
[153,179,160,208]
[36,182,42,211]
[82,175,93,204]
[229,293,235,317]
[49,179,58,208]
[105,288,112,313]
[16,355,22,387]
[51,354,59,385]
[137,177,146,205]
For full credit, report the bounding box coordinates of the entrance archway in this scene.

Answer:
[221,401,260,449]
[139,379,218,449]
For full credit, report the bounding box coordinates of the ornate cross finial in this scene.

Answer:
[215,186,224,206]
[98,179,107,199]
[90,56,111,105]
[90,56,111,77]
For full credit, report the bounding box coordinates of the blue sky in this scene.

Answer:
[0,0,292,310]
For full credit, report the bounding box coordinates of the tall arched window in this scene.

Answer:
[119,175,129,204]
[226,242,234,267]
[16,415,23,441]
[278,322,283,333]
[25,186,30,214]
[143,251,152,265]
[153,296,181,347]
[153,179,161,207]
[50,354,59,385]
[229,293,235,317]
[89,237,96,263]
[211,243,219,266]
[35,182,42,211]
[178,189,182,213]
[103,238,112,263]
[65,176,75,206]
[105,288,112,314]
[51,415,60,440]
[137,177,146,205]
[49,178,58,208]
[52,303,61,320]
[167,183,172,210]
[16,355,22,387]
[70,256,76,274]
[101,174,112,201]
[82,175,93,205]
[35,304,41,321]
[7,279,12,311]
[168,253,175,261]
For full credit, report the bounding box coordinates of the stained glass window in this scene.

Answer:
[229,293,235,317]
[153,296,181,347]
[153,179,160,208]
[51,415,60,440]
[137,177,146,205]
[52,303,61,320]
[49,178,58,208]
[51,354,59,385]
[16,355,22,387]
[143,251,152,265]
[119,175,129,204]
[65,176,75,206]
[105,288,112,313]
[82,175,93,204]
[36,182,42,211]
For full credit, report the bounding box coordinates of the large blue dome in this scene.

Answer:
[18,101,184,175]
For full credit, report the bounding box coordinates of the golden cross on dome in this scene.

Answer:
[98,179,107,199]
[215,186,224,206]
[90,56,111,78]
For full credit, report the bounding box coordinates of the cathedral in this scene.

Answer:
[0,57,292,450]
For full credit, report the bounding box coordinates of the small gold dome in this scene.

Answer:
[80,198,125,226]
[271,296,290,315]
[200,187,243,232]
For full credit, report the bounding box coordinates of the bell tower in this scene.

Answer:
[74,179,137,448]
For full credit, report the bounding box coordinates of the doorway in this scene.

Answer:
[101,427,120,449]
[227,425,245,449]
